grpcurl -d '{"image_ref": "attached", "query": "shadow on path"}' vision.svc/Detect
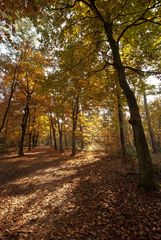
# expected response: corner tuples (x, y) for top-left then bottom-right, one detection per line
(0, 147), (160, 240)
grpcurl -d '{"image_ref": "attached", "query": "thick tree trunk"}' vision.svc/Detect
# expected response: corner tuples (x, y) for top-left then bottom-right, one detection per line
(143, 91), (158, 153)
(104, 23), (156, 190)
(19, 97), (30, 156)
(117, 91), (126, 163)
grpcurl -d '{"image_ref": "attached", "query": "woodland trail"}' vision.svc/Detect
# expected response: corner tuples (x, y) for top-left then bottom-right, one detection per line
(0, 147), (160, 240)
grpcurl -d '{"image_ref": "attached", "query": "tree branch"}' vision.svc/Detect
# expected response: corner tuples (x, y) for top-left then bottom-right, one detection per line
(125, 66), (161, 76)
(117, 2), (161, 42)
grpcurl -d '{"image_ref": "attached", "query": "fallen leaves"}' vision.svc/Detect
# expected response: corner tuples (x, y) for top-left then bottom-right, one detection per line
(0, 147), (160, 239)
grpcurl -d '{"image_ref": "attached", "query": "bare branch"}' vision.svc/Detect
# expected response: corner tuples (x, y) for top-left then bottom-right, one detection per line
(125, 66), (161, 76)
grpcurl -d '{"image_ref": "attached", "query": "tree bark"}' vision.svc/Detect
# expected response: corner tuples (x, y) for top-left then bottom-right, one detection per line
(64, 131), (68, 148)
(35, 133), (39, 146)
(116, 90), (127, 163)
(0, 66), (18, 134)
(71, 96), (79, 156)
(49, 121), (53, 146)
(32, 133), (36, 147)
(80, 124), (84, 150)
(19, 95), (30, 156)
(143, 91), (158, 153)
(57, 119), (63, 152)
(28, 132), (32, 151)
(28, 112), (32, 151)
(51, 116), (58, 151)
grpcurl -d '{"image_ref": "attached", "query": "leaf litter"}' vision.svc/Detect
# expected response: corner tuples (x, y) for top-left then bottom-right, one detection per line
(0, 147), (160, 240)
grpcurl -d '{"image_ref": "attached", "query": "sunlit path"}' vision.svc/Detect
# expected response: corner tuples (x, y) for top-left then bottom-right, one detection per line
(0, 147), (160, 239)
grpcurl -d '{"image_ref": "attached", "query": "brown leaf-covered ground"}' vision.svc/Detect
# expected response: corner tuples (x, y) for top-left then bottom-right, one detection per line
(0, 146), (161, 240)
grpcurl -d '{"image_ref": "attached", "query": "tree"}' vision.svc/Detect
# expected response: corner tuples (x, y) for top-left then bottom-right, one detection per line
(1, 0), (161, 189)
(57, 0), (160, 189)
(143, 86), (158, 153)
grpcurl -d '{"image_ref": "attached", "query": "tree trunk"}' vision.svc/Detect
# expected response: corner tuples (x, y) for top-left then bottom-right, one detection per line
(0, 70), (18, 134)
(49, 122), (53, 146)
(19, 97), (30, 156)
(158, 115), (161, 148)
(57, 120), (63, 152)
(71, 96), (79, 156)
(64, 131), (68, 148)
(104, 23), (156, 190)
(51, 116), (58, 151)
(71, 127), (76, 156)
(35, 133), (39, 146)
(117, 91), (127, 163)
(28, 132), (32, 151)
(143, 91), (158, 153)
(32, 133), (36, 147)
(28, 112), (32, 151)
(80, 124), (84, 150)
(31, 110), (37, 148)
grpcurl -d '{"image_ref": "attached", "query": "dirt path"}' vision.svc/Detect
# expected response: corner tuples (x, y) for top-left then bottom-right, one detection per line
(0, 147), (160, 240)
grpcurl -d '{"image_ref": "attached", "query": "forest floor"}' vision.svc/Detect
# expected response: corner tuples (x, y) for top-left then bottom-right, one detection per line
(0, 146), (161, 240)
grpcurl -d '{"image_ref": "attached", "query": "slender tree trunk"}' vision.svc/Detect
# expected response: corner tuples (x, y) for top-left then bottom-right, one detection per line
(32, 133), (36, 147)
(80, 124), (84, 150)
(31, 111), (36, 148)
(35, 133), (39, 146)
(59, 130), (63, 152)
(117, 91), (126, 162)
(158, 115), (161, 148)
(143, 91), (158, 153)
(50, 116), (58, 151)
(28, 112), (32, 151)
(64, 131), (68, 148)
(0, 72), (17, 134)
(19, 95), (30, 156)
(57, 120), (63, 152)
(32, 132), (39, 147)
(72, 127), (76, 156)
(49, 122), (53, 146)
(28, 132), (32, 151)
(71, 96), (79, 156)
(103, 23), (156, 190)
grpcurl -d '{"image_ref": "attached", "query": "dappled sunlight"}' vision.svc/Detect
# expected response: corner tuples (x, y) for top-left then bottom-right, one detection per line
(0, 147), (160, 239)
(0, 147), (108, 237)
(0, 0), (160, 238)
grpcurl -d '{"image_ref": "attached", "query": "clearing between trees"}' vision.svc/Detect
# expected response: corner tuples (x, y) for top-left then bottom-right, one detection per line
(0, 146), (160, 240)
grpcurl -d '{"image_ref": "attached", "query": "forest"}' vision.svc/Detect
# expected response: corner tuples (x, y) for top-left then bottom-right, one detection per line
(0, 0), (161, 239)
